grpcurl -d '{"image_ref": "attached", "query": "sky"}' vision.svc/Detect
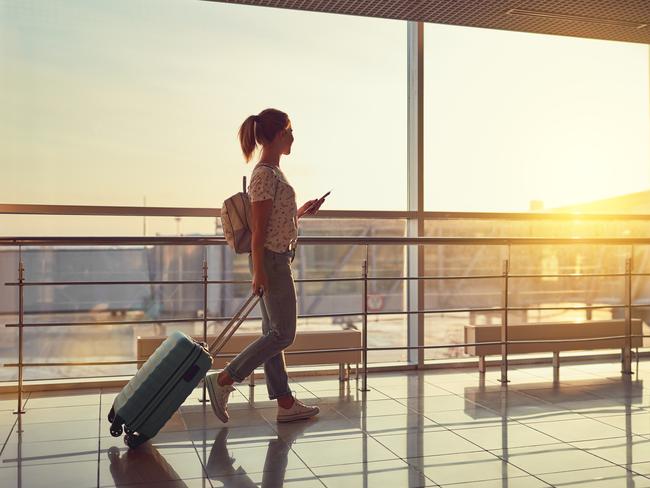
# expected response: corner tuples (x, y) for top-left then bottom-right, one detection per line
(1, 0), (649, 235)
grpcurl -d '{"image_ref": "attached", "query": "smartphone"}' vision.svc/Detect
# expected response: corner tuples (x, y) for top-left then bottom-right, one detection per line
(307, 190), (331, 212)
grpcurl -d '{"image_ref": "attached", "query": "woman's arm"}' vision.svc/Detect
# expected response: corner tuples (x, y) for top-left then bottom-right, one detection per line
(251, 199), (273, 295)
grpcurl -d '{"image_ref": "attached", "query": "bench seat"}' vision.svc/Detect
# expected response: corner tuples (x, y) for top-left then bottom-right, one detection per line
(465, 319), (642, 373)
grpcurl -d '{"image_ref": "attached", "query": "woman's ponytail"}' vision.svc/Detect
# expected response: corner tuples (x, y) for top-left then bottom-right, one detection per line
(238, 109), (289, 163)
(238, 115), (258, 163)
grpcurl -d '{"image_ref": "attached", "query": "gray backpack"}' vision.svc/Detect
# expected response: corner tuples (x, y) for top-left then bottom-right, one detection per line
(221, 165), (277, 254)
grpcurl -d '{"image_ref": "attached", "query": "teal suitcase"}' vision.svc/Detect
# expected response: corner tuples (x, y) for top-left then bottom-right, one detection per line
(108, 294), (259, 448)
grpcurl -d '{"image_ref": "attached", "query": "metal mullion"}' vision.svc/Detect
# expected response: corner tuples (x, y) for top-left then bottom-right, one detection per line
(407, 20), (424, 369)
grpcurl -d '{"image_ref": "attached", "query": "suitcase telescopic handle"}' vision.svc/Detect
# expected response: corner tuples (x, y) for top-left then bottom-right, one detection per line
(208, 293), (260, 356)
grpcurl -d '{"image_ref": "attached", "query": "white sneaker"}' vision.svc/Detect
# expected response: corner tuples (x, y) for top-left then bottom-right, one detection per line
(205, 372), (235, 423)
(277, 398), (320, 423)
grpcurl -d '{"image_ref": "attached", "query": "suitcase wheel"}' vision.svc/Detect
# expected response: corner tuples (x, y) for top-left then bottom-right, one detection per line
(110, 422), (123, 437)
(124, 433), (148, 449)
(107, 446), (120, 461)
(107, 407), (115, 424)
(124, 426), (134, 435)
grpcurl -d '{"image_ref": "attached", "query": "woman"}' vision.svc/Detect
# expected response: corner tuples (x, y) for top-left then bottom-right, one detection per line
(206, 108), (325, 423)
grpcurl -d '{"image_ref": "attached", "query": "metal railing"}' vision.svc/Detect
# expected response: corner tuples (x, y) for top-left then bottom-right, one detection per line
(4, 235), (650, 416)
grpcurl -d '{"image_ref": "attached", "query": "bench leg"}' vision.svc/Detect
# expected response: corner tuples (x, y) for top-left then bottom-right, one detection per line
(478, 356), (486, 374)
(355, 363), (359, 382)
(337, 363), (351, 382)
(249, 372), (255, 387)
(553, 352), (560, 383)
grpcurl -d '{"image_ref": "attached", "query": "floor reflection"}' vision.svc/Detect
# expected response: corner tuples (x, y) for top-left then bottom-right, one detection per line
(108, 444), (189, 487)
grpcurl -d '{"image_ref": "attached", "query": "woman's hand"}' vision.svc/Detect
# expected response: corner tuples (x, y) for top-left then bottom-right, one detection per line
(298, 199), (323, 219)
(252, 270), (269, 296)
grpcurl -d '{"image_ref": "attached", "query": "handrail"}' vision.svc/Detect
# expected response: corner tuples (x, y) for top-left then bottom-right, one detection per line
(4, 203), (650, 221)
(4, 335), (647, 368)
(3, 236), (650, 246)
(3, 233), (648, 414)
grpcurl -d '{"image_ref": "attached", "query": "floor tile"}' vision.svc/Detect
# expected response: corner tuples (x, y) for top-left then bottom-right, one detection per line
(273, 417), (361, 444)
(372, 381), (451, 399)
(105, 478), (218, 488)
(334, 398), (412, 418)
(0, 437), (99, 466)
(587, 411), (650, 435)
(99, 445), (209, 487)
(7, 418), (100, 443)
(491, 443), (614, 475)
(17, 404), (100, 424)
(322, 387), (391, 402)
(211, 467), (324, 488)
(464, 389), (547, 409)
(0, 459), (98, 488)
(507, 405), (586, 424)
(189, 425), (279, 450)
(361, 413), (440, 437)
(408, 450), (529, 485)
(291, 434), (400, 467)
(0, 411), (17, 429)
(374, 429), (483, 459)
(200, 438), (308, 477)
(404, 395), (470, 414)
(538, 465), (650, 487)
(101, 430), (196, 457)
(180, 405), (270, 430)
(295, 379), (348, 393)
(423, 406), (505, 430)
(571, 435), (650, 465)
(516, 387), (603, 405)
(0, 394), (24, 412)
(439, 477), (550, 487)
(526, 417), (627, 442)
(26, 390), (100, 409)
(627, 461), (650, 476)
(453, 423), (559, 450)
(315, 459), (435, 488)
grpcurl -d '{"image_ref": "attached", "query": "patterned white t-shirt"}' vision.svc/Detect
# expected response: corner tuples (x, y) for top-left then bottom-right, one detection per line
(248, 164), (298, 253)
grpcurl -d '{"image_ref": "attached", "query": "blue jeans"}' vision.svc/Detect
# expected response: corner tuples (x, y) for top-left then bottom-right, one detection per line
(224, 248), (297, 400)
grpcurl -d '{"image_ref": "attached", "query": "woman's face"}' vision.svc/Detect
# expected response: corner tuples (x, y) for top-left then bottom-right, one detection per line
(279, 122), (294, 155)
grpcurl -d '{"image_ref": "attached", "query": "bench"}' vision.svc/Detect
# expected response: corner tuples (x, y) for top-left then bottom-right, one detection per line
(137, 329), (362, 384)
(464, 319), (642, 374)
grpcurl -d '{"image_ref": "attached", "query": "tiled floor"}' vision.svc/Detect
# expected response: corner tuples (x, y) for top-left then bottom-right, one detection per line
(3, 360), (650, 487)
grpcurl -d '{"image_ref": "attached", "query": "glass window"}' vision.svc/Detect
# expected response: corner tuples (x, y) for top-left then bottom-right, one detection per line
(2, 1), (407, 217)
(424, 24), (649, 213)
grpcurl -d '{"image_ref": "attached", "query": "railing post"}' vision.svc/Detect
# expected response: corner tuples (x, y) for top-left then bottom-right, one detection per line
(14, 252), (25, 415)
(622, 256), (633, 375)
(360, 248), (370, 392)
(200, 252), (209, 403)
(499, 257), (510, 384)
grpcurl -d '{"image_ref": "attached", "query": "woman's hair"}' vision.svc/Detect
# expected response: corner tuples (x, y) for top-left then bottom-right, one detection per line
(238, 108), (290, 162)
